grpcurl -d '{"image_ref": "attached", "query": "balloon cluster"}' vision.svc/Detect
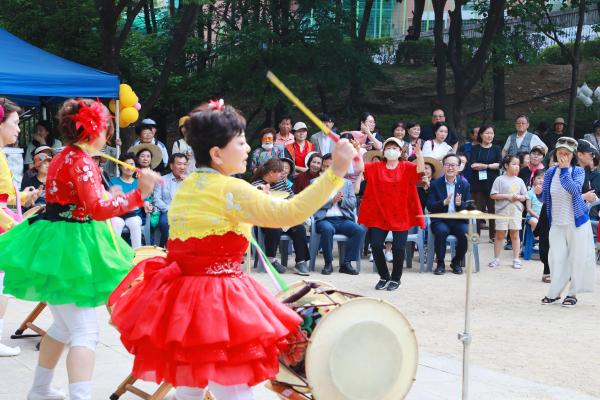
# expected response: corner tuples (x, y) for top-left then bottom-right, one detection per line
(109, 84), (141, 128)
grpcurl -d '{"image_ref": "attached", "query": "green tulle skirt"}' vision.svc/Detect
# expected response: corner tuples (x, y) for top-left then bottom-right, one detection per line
(0, 218), (134, 307)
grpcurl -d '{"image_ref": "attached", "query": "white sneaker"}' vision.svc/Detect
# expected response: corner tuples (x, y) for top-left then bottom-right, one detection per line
(488, 258), (500, 268)
(368, 254), (373, 262)
(512, 259), (523, 269)
(384, 251), (393, 262)
(0, 342), (21, 357)
(27, 388), (66, 400)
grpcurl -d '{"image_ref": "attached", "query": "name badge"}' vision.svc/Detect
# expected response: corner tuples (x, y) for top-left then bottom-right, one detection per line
(478, 170), (488, 180)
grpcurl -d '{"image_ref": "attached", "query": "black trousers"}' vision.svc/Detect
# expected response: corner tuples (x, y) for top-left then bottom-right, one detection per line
(262, 225), (309, 263)
(472, 191), (495, 240)
(370, 227), (408, 282)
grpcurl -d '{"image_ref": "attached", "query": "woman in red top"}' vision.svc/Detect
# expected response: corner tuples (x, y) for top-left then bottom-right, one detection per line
(358, 137), (425, 291)
(0, 99), (160, 400)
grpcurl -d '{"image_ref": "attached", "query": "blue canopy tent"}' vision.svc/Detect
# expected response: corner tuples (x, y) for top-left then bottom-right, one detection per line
(0, 28), (119, 105)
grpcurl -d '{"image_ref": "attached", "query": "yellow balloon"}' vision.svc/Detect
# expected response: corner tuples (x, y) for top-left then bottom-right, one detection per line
(108, 99), (116, 113)
(120, 90), (138, 108)
(119, 83), (133, 97)
(121, 107), (139, 125)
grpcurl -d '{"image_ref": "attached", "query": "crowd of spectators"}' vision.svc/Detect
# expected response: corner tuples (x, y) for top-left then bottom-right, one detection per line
(7, 110), (600, 300)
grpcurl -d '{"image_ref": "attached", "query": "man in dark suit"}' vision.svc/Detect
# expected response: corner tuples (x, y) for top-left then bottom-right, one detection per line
(427, 154), (471, 275)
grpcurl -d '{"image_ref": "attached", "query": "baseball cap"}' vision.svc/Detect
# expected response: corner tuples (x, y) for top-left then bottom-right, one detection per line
(141, 118), (156, 126)
(555, 136), (578, 153)
(33, 146), (52, 156)
(292, 122), (308, 132)
(530, 145), (546, 156)
(383, 137), (405, 149)
(554, 117), (565, 125)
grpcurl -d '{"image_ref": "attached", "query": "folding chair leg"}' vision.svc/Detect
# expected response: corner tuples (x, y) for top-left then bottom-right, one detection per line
(148, 383), (173, 399)
(12, 302), (47, 339)
(110, 374), (137, 399)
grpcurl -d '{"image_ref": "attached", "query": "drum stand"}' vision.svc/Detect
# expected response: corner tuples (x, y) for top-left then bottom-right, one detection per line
(11, 302), (47, 347)
(109, 374), (215, 400)
(458, 219), (478, 400)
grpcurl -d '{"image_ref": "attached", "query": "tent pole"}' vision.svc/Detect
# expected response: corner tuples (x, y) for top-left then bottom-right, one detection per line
(116, 99), (121, 177)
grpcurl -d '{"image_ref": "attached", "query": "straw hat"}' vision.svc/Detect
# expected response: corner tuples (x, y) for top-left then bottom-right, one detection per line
(128, 143), (163, 170)
(364, 150), (383, 163)
(410, 156), (442, 178)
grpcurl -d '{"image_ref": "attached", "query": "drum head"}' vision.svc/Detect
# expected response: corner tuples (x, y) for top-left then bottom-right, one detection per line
(306, 298), (418, 400)
(133, 246), (166, 264)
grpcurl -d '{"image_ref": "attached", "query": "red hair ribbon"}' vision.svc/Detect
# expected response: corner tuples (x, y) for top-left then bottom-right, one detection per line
(208, 99), (225, 111)
(68, 98), (109, 142)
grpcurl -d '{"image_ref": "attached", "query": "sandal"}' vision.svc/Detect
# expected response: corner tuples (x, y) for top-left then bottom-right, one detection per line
(541, 275), (551, 283)
(562, 296), (577, 307)
(541, 296), (561, 305)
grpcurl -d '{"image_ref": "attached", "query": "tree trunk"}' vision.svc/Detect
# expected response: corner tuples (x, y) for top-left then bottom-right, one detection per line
(316, 83), (328, 114)
(141, 3), (201, 115)
(169, 0), (176, 16)
(492, 65), (506, 120)
(566, 0), (587, 137)
(149, 0), (158, 33)
(412, 0), (426, 38)
(347, 0), (375, 110)
(432, 0), (447, 109)
(143, 1), (153, 34)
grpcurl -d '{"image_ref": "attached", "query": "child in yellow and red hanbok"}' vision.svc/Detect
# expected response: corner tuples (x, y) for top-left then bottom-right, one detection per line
(109, 101), (358, 400)
(0, 97), (40, 357)
(0, 98), (161, 400)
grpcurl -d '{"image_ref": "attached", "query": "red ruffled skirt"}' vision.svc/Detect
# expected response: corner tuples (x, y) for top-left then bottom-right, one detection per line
(108, 232), (302, 388)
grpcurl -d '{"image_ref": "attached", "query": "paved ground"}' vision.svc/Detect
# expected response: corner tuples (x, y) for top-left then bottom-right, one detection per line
(1, 238), (599, 399)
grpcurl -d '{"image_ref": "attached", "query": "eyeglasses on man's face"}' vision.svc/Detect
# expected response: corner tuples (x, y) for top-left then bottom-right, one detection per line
(444, 163), (459, 168)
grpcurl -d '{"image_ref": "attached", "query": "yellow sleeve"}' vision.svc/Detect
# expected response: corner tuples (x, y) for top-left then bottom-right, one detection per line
(0, 208), (16, 231)
(224, 168), (344, 228)
(0, 152), (24, 205)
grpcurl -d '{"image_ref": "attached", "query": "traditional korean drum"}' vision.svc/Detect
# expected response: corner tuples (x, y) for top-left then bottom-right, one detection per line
(269, 280), (418, 400)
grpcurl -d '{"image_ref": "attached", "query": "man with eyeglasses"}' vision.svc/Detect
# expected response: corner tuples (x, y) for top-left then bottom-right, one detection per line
(502, 115), (548, 157)
(420, 109), (459, 153)
(427, 154), (471, 275)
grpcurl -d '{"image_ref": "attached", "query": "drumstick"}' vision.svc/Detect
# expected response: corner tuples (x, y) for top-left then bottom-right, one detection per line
(266, 71), (361, 162)
(79, 144), (165, 185)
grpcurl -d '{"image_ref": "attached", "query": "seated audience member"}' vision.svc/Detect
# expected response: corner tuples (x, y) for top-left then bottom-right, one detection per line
(314, 155), (366, 275)
(132, 121), (169, 171)
(285, 122), (314, 173)
(251, 158), (311, 276)
(427, 154), (471, 275)
(23, 120), (63, 170)
(339, 112), (383, 151)
(457, 152), (469, 178)
(280, 157), (295, 190)
(21, 151), (52, 207)
(293, 152), (323, 194)
(129, 143), (163, 172)
(420, 109), (459, 152)
(526, 169), (545, 232)
(250, 128), (284, 172)
(172, 115), (197, 175)
(153, 153), (188, 247)
(110, 153), (144, 248)
(489, 155), (528, 269)
(421, 122), (453, 160)
(310, 114), (338, 155)
(518, 145), (546, 189)
(405, 122), (423, 157)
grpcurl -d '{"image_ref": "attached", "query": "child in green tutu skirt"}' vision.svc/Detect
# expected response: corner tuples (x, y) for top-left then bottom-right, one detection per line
(0, 98), (161, 400)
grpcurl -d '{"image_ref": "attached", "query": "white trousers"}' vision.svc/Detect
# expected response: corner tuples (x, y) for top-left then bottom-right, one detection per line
(111, 216), (143, 248)
(548, 221), (597, 298)
(175, 382), (253, 400)
(46, 304), (98, 351)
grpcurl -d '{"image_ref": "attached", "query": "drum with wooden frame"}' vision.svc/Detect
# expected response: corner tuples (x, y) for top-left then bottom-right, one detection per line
(268, 280), (419, 400)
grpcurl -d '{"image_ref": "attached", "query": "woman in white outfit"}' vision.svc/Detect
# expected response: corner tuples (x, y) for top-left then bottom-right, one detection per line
(541, 136), (596, 307)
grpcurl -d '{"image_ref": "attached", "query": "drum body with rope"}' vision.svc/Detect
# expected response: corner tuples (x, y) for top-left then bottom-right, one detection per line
(270, 280), (418, 400)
